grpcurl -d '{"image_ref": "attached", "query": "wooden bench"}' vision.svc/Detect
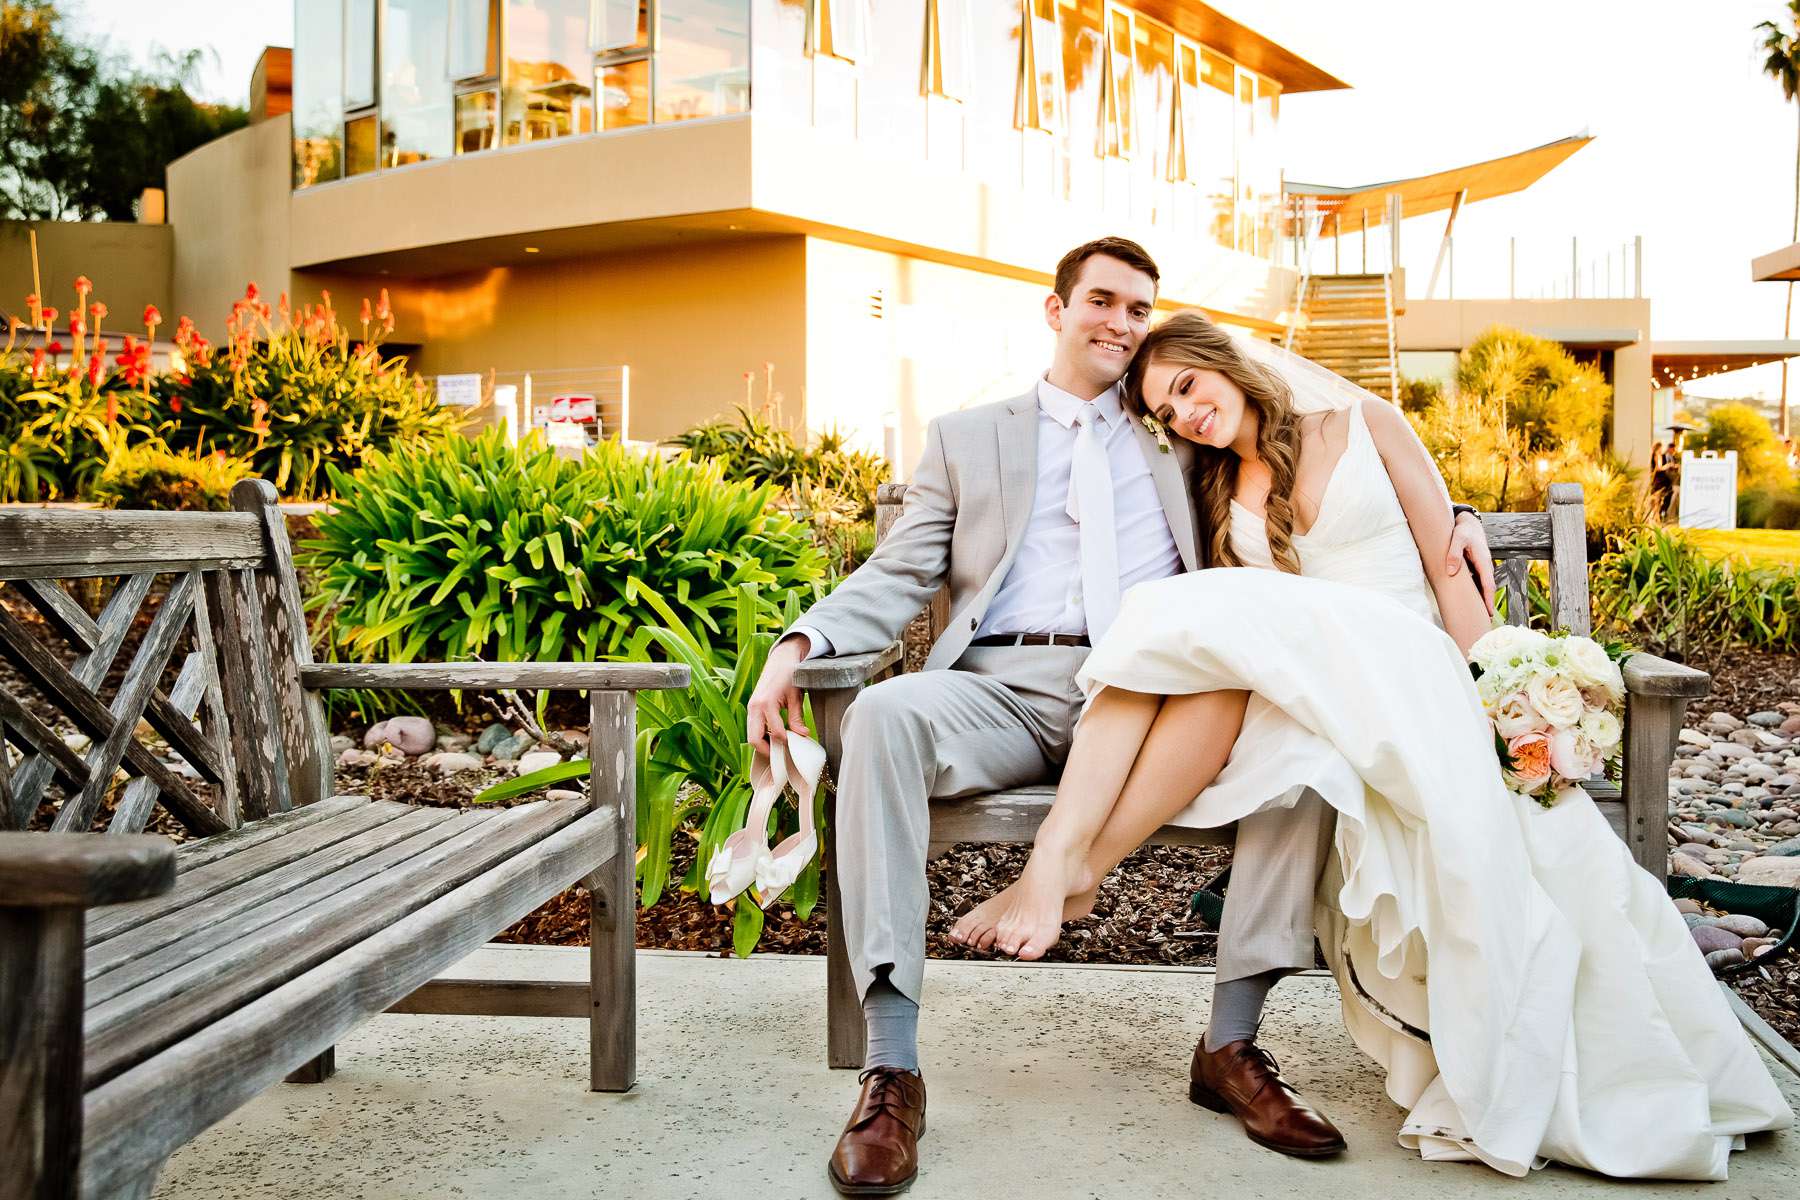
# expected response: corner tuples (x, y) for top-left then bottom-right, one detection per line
(0, 481), (688, 1199)
(795, 481), (1710, 1069)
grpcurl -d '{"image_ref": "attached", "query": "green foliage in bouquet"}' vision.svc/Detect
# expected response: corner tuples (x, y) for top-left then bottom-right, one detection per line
(92, 443), (252, 511)
(153, 286), (461, 500)
(304, 427), (829, 682)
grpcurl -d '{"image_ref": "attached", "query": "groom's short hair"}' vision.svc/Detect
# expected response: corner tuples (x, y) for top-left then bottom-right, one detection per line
(1054, 237), (1160, 303)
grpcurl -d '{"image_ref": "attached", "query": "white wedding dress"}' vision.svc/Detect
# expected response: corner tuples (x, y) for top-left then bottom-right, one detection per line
(1076, 396), (1792, 1180)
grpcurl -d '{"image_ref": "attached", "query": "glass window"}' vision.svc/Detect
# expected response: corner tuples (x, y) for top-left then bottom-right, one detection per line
(455, 90), (499, 151)
(1058, 0), (1104, 199)
(345, 112), (380, 175)
(592, 0), (650, 52)
(345, 0), (378, 110)
(1195, 46), (1235, 250)
(599, 58), (650, 127)
(451, 0), (500, 80)
(928, 0), (972, 101)
(1100, 6), (1133, 158)
(1234, 69), (1253, 250)
(1133, 18), (1172, 183)
(292, 1), (343, 186)
(381, 0), (454, 167)
(751, 0), (809, 125)
(1018, 0), (1060, 131)
(964, 0), (1022, 185)
(814, 0), (865, 62)
(504, 0), (595, 144)
(861, 0), (927, 160)
(657, 0), (751, 122)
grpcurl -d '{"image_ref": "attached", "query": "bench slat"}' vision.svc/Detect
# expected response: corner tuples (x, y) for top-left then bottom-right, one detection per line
(82, 799), (592, 1089)
(85, 800), (405, 944)
(928, 787), (1232, 849)
(84, 807), (467, 991)
(171, 794), (366, 873)
(80, 804), (619, 1198)
(300, 661), (691, 692)
(0, 510), (265, 578)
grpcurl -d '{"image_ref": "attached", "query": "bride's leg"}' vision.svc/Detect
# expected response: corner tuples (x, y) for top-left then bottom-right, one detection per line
(948, 687), (1160, 949)
(992, 688), (1249, 960)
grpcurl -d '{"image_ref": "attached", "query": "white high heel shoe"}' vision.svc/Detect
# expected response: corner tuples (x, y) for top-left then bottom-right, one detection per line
(706, 739), (786, 904)
(754, 732), (825, 908)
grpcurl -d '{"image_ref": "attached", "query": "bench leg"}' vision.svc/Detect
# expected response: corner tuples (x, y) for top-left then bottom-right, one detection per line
(1625, 691), (1688, 888)
(587, 689), (636, 1093)
(285, 1047), (336, 1084)
(811, 685), (867, 1070)
(1, 907), (84, 1200)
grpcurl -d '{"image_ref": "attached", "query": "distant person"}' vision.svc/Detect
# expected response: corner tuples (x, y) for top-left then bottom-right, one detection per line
(1648, 441), (1677, 520)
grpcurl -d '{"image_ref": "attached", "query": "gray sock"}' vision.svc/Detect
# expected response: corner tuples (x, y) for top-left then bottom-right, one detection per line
(862, 973), (921, 1073)
(1204, 969), (1284, 1051)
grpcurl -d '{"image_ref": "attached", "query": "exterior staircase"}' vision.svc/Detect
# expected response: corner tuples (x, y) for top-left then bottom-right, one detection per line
(1287, 273), (1400, 402)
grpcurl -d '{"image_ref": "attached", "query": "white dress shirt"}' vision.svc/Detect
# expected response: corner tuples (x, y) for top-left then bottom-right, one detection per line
(791, 377), (1183, 658)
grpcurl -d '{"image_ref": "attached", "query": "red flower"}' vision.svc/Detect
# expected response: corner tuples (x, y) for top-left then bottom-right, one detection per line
(46, 339), (63, 354)
(245, 282), (259, 302)
(360, 298), (373, 324)
(74, 276), (92, 296)
(375, 287), (391, 321)
(103, 393), (116, 423)
(69, 314), (84, 335)
(24, 292), (38, 310)
(40, 306), (58, 326)
(143, 305), (162, 329)
(170, 397), (183, 413)
(89, 301), (107, 321)
(30, 348), (45, 376)
(89, 357), (104, 387)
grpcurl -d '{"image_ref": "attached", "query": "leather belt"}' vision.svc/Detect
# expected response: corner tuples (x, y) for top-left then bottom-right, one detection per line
(970, 633), (1091, 648)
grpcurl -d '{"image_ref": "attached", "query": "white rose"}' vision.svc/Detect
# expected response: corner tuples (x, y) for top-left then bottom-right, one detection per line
(1579, 708), (1622, 753)
(1526, 673), (1585, 729)
(1471, 624), (1548, 671)
(1564, 637), (1617, 690)
(1492, 691), (1542, 738)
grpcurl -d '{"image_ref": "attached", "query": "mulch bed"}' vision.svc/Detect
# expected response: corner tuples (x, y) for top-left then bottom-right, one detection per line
(1687, 647), (1800, 721)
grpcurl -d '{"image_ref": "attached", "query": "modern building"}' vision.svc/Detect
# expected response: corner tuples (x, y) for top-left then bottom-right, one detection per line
(3, 1), (1749, 470)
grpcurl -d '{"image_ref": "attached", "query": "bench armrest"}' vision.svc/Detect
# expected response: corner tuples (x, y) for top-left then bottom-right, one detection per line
(299, 662), (689, 692)
(0, 833), (175, 908)
(1621, 652), (1711, 700)
(793, 642), (905, 691)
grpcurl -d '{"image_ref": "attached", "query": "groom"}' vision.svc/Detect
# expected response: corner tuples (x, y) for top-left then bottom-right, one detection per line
(747, 237), (1495, 1194)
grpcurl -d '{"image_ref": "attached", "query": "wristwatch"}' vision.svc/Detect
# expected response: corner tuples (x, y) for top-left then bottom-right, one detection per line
(1450, 502), (1478, 520)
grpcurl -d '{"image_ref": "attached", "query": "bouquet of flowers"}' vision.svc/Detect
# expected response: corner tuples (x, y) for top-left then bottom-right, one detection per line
(1469, 625), (1627, 809)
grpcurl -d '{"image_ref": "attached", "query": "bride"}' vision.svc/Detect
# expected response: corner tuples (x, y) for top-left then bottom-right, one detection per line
(947, 312), (1792, 1179)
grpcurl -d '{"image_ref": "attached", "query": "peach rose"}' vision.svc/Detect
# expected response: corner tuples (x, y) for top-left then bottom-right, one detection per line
(1506, 732), (1554, 789)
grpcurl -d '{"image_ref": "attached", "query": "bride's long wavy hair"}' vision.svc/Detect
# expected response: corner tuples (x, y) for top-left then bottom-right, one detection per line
(1123, 312), (1305, 574)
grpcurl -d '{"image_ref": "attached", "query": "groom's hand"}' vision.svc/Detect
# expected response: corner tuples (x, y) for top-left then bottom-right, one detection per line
(747, 634), (813, 754)
(1446, 511), (1497, 614)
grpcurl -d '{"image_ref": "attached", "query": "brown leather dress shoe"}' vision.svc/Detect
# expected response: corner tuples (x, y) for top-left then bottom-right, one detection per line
(1189, 1038), (1346, 1158)
(828, 1067), (927, 1196)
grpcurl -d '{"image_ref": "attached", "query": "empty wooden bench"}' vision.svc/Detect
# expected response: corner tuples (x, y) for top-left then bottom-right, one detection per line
(0, 481), (687, 1199)
(795, 481), (1709, 1068)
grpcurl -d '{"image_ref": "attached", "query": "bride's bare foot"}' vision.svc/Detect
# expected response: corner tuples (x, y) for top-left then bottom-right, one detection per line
(989, 845), (1095, 960)
(949, 880), (1099, 952)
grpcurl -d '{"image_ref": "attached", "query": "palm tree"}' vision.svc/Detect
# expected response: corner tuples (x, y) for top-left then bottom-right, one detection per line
(1757, 3), (1800, 437)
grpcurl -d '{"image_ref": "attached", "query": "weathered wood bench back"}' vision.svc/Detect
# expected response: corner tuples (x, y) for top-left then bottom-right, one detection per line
(796, 480), (1708, 1069)
(0, 482), (329, 837)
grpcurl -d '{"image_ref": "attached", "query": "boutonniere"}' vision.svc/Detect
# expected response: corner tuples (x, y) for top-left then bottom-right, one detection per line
(1141, 414), (1172, 454)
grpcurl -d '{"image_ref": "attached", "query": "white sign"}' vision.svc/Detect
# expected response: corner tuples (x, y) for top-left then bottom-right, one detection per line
(1678, 450), (1738, 531)
(435, 373), (483, 407)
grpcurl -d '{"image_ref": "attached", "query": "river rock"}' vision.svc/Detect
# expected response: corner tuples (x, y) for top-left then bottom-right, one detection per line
(546, 788), (586, 803)
(1678, 729), (1714, 749)
(1750, 711), (1785, 728)
(435, 730), (473, 753)
(1691, 925), (1743, 954)
(475, 723), (513, 755)
(423, 751), (483, 776)
(1705, 712), (1745, 732)
(1704, 949), (1746, 970)
(1670, 852), (1715, 879)
(1714, 913), (1770, 938)
(516, 749), (563, 775)
(1706, 809), (1754, 829)
(1763, 835), (1800, 857)
(335, 747), (379, 769)
(1673, 897), (1703, 915)
(491, 733), (536, 762)
(1714, 743), (1752, 761)
(1738, 855), (1800, 887)
(329, 734), (355, 754)
(1781, 715), (1800, 736)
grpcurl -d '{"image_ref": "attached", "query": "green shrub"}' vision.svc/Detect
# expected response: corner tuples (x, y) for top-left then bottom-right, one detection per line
(1455, 326), (1612, 454)
(1694, 402), (1793, 495)
(1740, 482), (1800, 530)
(1397, 376), (1443, 413)
(93, 443), (252, 511)
(303, 429), (830, 675)
(155, 287), (462, 500)
(1591, 527), (1798, 663)
(668, 404), (890, 518)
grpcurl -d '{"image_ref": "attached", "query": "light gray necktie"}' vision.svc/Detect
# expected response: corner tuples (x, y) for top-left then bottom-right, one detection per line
(1067, 405), (1121, 643)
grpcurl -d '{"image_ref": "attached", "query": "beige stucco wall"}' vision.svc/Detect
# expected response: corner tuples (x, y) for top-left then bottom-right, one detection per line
(166, 116), (294, 341)
(1397, 297), (1655, 466)
(0, 220), (171, 325)
(390, 236), (808, 445)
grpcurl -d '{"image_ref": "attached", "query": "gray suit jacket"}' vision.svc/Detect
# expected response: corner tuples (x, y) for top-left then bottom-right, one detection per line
(796, 388), (1203, 671)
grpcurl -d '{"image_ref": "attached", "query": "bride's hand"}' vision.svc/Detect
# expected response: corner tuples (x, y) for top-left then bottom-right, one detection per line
(1445, 513), (1496, 615)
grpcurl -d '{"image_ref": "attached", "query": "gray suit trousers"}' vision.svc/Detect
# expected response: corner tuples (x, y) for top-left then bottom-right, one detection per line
(835, 645), (1335, 1004)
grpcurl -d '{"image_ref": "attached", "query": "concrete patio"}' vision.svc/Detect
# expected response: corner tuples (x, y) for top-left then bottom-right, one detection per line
(154, 946), (1800, 1199)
